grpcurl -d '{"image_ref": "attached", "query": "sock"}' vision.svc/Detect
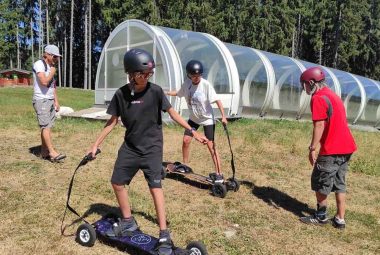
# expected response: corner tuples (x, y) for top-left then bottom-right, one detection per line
(159, 229), (171, 239)
(316, 204), (327, 219)
(122, 216), (133, 222)
(121, 216), (136, 228)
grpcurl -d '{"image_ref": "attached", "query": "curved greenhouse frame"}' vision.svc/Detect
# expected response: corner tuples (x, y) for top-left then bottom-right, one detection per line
(95, 19), (380, 127)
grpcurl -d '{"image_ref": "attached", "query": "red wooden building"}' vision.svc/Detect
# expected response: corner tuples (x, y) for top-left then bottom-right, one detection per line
(0, 68), (33, 87)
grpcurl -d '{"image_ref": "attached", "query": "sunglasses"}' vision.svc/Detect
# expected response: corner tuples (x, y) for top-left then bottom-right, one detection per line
(188, 74), (201, 79)
(49, 54), (59, 59)
(135, 71), (154, 79)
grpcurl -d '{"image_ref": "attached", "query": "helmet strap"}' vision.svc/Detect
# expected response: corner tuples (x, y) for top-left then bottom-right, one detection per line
(129, 79), (136, 96)
(309, 80), (317, 95)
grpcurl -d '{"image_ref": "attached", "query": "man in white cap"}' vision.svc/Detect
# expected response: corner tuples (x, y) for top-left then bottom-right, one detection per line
(32, 44), (66, 162)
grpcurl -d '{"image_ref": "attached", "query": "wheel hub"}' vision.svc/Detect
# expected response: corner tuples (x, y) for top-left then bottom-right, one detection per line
(80, 229), (90, 242)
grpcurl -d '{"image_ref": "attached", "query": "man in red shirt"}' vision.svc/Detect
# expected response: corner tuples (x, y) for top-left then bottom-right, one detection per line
(299, 67), (357, 229)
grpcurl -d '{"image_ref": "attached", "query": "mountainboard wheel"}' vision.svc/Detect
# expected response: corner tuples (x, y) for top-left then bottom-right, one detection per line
(186, 241), (208, 255)
(76, 223), (96, 247)
(227, 178), (240, 192)
(211, 183), (227, 198)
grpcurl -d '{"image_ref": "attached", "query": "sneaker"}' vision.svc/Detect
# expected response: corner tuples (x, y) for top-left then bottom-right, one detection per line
(207, 173), (225, 183)
(175, 164), (192, 173)
(206, 173), (216, 182)
(300, 212), (329, 225)
(105, 217), (139, 237)
(300, 214), (329, 225)
(214, 174), (224, 183)
(300, 205), (329, 225)
(156, 232), (173, 255)
(332, 216), (346, 229)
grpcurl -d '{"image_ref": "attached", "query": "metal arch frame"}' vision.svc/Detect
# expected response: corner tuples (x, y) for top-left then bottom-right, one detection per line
(360, 78), (380, 125)
(345, 73), (366, 124)
(201, 32), (240, 115)
(95, 19), (180, 104)
(207, 59), (221, 88)
(270, 57), (303, 115)
(321, 67), (341, 97)
(361, 86), (380, 121)
(243, 49), (276, 116)
(371, 80), (380, 127)
(95, 19), (133, 104)
(272, 67), (298, 110)
(152, 25), (184, 112)
(241, 61), (265, 106)
(290, 59), (309, 119)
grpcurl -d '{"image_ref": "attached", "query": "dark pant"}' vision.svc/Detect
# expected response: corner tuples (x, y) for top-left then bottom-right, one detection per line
(111, 142), (163, 188)
(184, 119), (215, 141)
(311, 154), (352, 195)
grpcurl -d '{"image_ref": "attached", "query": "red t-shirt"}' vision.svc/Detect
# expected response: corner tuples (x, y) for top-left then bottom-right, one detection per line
(311, 87), (357, 155)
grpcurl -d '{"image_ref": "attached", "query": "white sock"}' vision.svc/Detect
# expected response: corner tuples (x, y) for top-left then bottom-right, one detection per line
(335, 216), (345, 223)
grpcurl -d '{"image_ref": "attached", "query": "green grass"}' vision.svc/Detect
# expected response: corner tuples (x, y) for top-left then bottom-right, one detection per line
(0, 87), (95, 129)
(1, 87), (380, 255)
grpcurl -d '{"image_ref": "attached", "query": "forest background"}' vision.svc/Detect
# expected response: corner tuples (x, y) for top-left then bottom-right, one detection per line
(1, 0), (380, 89)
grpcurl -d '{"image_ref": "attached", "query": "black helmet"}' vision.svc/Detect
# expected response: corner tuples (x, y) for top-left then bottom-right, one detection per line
(123, 48), (155, 73)
(186, 60), (203, 75)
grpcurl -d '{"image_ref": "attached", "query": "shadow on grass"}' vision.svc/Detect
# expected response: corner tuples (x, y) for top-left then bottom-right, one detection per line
(240, 180), (314, 217)
(29, 145), (42, 157)
(84, 203), (162, 226)
(165, 173), (211, 190)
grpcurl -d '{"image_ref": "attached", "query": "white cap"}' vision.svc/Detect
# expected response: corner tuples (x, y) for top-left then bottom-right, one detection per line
(44, 44), (61, 57)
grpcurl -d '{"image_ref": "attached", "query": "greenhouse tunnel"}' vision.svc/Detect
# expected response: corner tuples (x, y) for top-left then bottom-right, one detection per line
(95, 19), (380, 127)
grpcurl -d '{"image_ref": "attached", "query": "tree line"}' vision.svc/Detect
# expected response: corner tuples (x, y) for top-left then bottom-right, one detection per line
(1, 0), (379, 89)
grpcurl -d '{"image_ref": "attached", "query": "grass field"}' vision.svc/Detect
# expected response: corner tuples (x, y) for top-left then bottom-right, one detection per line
(0, 87), (379, 255)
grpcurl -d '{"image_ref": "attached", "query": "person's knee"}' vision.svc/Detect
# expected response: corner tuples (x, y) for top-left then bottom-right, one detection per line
(150, 187), (163, 193)
(112, 183), (125, 192)
(183, 136), (192, 146)
(316, 191), (328, 202)
(207, 141), (216, 151)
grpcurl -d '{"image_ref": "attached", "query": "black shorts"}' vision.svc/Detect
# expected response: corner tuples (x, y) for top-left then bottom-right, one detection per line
(111, 142), (163, 188)
(184, 119), (215, 141)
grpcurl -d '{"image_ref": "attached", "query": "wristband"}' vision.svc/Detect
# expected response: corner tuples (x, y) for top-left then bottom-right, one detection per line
(308, 145), (316, 151)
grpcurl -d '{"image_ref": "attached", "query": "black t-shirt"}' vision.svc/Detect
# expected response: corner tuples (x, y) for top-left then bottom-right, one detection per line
(107, 82), (172, 156)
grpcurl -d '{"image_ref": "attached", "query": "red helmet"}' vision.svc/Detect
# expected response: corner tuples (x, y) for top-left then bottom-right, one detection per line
(300, 66), (325, 84)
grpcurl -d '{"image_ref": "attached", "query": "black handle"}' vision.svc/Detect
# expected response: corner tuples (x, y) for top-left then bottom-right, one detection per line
(84, 148), (101, 161)
(222, 122), (227, 131)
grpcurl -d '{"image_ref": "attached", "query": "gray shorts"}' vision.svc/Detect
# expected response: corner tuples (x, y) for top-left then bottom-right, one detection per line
(311, 154), (352, 195)
(111, 142), (163, 188)
(33, 99), (56, 129)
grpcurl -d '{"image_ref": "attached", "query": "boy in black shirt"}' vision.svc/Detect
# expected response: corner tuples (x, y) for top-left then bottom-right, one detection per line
(88, 49), (207, 255)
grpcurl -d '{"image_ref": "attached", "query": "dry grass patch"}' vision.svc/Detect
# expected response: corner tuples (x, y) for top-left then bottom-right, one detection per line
(1, 87), (379, 255)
